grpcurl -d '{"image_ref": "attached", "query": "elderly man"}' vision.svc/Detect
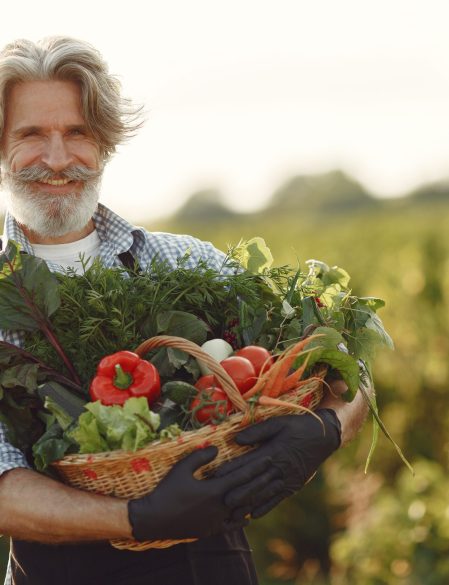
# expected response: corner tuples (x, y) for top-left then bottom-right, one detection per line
(0, 37), (370, 585)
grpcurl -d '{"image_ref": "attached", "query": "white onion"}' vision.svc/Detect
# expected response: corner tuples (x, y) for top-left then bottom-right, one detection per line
(198, 339), (234, 375)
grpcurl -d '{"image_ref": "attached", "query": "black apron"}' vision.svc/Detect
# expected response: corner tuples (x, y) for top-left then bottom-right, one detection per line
(10, 530), (259, 585)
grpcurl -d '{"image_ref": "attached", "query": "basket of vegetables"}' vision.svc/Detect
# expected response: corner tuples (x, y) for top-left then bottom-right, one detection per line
(54, 334), (325, 550)
(0, 237), (402, 551)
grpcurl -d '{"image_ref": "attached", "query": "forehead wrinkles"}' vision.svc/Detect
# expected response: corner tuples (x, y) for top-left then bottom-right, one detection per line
(4, 80), (87, 133)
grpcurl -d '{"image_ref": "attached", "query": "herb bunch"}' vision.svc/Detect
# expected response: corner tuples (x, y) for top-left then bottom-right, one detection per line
(0, 237), (395, 466)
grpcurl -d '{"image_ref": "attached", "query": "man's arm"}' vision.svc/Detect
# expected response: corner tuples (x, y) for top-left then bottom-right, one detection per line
(0, 468), (132, 543)
(0, 446), (280, 544)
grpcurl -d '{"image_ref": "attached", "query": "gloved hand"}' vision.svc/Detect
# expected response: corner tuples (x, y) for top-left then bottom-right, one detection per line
(215, 409), (341, 519)
(128, 445), (277, 541)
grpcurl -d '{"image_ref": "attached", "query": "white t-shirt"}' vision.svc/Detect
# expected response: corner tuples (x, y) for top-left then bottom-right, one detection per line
(32, 229), (102, 274)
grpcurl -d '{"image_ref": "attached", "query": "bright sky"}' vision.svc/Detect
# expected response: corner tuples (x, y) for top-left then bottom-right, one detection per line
(2, 0), (449, 221)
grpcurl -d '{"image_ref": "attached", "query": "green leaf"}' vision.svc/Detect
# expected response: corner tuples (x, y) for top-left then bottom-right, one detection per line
(156, 310), (208, 345)
(69, 413), (109, 453)
(357, 297), (386, 311)
(322, 266), (351, 288)
(244, 237), (274, 273)
(242, 307), (267, 346)
(348, 300), (375, 330)
(68, 398), (164, 454)
(20, 249), (61, 318)
(155, 399), (184, 430)
(0, 363), (39, 391)
(0, 240), (60, 331)
(167, 347), (189, 369)
(32, 423), (74, 471)
(365, 313), (394, 349)
(298, 327), (360, 399)
(234, 237), (274, 274)
(302, 297), (322, 329)
(347, 327), (384, 363)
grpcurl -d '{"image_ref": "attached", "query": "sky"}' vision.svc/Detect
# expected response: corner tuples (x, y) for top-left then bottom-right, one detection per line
(1, 0), (449, 221)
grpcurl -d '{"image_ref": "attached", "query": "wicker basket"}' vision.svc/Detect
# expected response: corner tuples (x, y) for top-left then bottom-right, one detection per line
(53, 335), (324, 551)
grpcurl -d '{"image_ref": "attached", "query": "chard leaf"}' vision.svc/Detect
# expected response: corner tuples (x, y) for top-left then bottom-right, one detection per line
(0, 241), (60, 331)
(156, 310), (208, 345)
(0, 363), (39, 392)
(167, 347), (189, 369)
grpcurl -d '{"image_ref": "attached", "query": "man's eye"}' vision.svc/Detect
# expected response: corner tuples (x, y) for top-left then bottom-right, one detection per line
(68, 128), (85, 136)
(23, 131), (39, 138)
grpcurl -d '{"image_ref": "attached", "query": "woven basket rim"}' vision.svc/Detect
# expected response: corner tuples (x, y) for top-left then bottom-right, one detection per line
(53, 375), (323, 469)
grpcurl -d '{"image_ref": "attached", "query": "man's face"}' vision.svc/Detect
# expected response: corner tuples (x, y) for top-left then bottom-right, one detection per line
(0, 80), (103, 238)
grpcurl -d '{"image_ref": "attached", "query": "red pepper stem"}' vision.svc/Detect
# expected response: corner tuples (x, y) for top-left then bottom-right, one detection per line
(114, 364), (133, 389)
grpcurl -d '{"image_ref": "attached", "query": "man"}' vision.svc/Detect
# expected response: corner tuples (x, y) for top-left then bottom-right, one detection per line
(0, 37), (371, 585)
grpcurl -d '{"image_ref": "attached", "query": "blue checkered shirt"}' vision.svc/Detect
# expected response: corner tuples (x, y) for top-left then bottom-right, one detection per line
(1, 203), (230, 585)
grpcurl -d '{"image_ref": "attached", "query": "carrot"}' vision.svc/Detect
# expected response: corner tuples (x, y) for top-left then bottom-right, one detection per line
(263, 336), (315, 398)
(241, 374), (268, 400)
(241, 334), (322, 401)
(279, 349), (315, 394)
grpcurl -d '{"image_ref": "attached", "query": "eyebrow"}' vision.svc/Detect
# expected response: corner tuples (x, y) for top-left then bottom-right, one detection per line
(11, 125), (41, 137)
(11, 124), (89, 136)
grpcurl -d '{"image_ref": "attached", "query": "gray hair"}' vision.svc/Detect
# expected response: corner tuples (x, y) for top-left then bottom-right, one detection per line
(0, 36), (143, 162)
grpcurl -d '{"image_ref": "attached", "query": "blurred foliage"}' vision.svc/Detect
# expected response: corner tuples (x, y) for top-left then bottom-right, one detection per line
(2, 169), (449, 583)
(151, 170), (449, 584)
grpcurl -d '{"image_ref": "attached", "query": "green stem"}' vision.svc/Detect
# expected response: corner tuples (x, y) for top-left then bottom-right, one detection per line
(7, 257), (81, 386)
(0, 340), (83, 394)
(113, 364), (132, 389)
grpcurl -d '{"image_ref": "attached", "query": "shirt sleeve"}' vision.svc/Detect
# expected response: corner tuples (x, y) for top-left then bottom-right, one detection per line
(0, 421), (31, 477)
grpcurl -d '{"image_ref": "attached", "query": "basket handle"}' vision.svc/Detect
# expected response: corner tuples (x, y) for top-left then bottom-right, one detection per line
(134, 336), (250, 414)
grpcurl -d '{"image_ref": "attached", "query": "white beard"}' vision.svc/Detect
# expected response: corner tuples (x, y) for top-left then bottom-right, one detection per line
(1, 170), (102, 238)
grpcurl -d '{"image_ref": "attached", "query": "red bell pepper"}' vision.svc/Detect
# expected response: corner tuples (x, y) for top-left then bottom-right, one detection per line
(89, 350), (160, 406)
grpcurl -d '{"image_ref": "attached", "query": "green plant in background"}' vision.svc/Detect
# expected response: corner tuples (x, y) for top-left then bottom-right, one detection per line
(331, 459), (449, 585)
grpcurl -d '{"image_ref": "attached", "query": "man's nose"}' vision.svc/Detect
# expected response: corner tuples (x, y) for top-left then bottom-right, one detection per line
(40, 133), (74, 172)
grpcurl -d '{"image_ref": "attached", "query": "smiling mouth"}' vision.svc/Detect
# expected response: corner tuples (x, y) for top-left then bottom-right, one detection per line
(38, 178), (74, 186)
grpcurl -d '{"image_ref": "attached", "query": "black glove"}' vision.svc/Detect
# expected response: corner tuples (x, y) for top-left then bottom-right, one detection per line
(128, 445), (277, 541)
(215, 409), (341, 519)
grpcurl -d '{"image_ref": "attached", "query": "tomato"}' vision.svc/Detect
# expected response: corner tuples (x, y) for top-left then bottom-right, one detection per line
(195, 375), (222, 391)
(190, 388), (233, 424)
(219, 356), (256, 394)
(234, 346), (274, 376)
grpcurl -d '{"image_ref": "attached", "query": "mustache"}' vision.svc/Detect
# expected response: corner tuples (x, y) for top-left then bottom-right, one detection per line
(6, 165), (103, 183)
